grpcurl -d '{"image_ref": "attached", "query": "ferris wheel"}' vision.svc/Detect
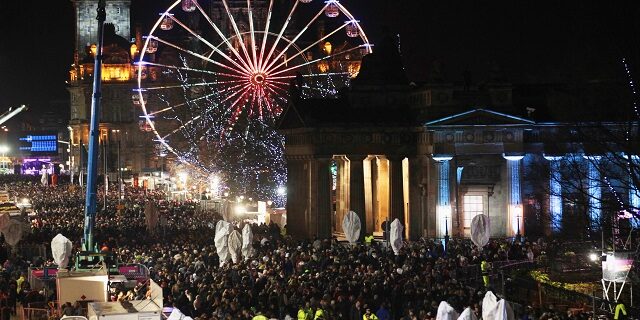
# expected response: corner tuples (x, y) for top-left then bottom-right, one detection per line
(135, 0), (372, 175)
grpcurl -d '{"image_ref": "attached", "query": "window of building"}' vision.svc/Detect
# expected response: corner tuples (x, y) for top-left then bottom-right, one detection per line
(463, 195), (483, 235)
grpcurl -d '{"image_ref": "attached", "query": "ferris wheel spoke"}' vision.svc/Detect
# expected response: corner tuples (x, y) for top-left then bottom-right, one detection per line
(221, 0), (256, 72)
(152, 36), (250, 77)
(219, 83), (253, 105)
(194, 0), (254, 73)
(143, 80), (245, 91)
(262, 0), (299, 73)
(162, 115), (202, 140)
(167, 14), (253, 75)
(258, 0), (275, 73)
(137, 61), (248, 80)
(270, 45), (365, 77)
(247, 0), (259, 71)
(224, 86), (253, 127)
(265, 79), (289, 87)
(266, 22), (349, 75)
(148, 90), (225, 116)
(262, 2), (329, 74)
(269, 72), (351, 80)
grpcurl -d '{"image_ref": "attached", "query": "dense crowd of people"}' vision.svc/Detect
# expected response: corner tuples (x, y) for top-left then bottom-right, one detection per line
(0, 178), (605, 319)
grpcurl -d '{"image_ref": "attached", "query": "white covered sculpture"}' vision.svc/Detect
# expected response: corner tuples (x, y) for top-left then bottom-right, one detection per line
(214, 220), (231, 266)
(228, 230), (242, 264)
(390, 219), (404, 255)
(51, 234), (73, 269)
(241, 224), (254, 260)
(341, 211), (361, 244)
(471, 214), (490, 248)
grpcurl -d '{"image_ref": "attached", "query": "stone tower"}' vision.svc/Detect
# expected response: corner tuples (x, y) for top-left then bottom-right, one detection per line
(72, 0), (131, 57)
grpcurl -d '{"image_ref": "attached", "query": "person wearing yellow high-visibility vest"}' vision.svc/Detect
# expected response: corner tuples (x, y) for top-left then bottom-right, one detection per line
(365, 234), (374, 245)
(481, 259), (490, 287)
(615, 302), (627, 320)
(314, 307), (325, 319)
(252, 312), (268, 320)
(297, 302), (313, 320)
(363, 308), (379, 320)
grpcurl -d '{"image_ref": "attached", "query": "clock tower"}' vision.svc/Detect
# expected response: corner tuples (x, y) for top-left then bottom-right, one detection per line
(71, 0), (131, 57)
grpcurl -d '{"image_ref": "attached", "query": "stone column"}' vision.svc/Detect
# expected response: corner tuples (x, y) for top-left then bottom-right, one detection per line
(285, 158), (309, 238)
(584, 156), (602, 230)
(334, 156), (349, 234)
(434, 156), (453, 238)
(408, 156), (425, 240)
(504, 154), (524, 237)
(313, 157), (333, 239)
(544, 155), (563, 233)
(348, 155), (367, 239)
(388, 156), (405, 227)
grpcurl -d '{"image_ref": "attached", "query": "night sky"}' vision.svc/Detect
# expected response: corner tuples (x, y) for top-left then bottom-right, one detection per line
(1, 0), (640, 115)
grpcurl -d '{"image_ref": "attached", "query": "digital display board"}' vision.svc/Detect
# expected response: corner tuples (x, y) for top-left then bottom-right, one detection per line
(19, 132), (58, 155)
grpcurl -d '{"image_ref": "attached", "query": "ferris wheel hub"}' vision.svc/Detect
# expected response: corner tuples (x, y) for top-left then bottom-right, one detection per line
(251, 73), (267, 86)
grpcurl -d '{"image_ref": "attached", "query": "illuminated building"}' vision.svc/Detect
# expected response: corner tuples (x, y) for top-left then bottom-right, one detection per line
(68, 0), (155, 176)
(278, 35), (640, 240)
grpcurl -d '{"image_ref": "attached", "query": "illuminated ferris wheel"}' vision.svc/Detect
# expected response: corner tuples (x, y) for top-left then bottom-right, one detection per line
(135, 0), (372, 171)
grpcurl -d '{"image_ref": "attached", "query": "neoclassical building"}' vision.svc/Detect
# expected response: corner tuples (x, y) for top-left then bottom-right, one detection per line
(278, 36), (639, 240)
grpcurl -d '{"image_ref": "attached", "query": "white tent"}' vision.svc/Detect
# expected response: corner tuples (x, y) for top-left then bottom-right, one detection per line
(470, 214), (490, 248)
(214, 220), (231, 266)
(228, 230), (242, 264)
(436, 301), (459, 320)
(341, 211), (361, 244)
(457, 307), (477, 320)
(390, 219), (404, 255)
(51, 234), (73, 269)
(241, 224), (254, 260)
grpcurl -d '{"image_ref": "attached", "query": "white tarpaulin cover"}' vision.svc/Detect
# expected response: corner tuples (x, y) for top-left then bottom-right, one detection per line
(215, 220), (231, 266)
(457, 307), (477, 320)
(495, 300), (515, 320)
(390, 219), (404, 255)
(228, 230), (242, 264)
(341, 211), (361, 244)
(167, 308), (193, 320)
(0, 213), (10, 230)
(470, 214), (490, 248)
(436, 301), (459, 320)
(481, 291), (514, 320)
(241, 224), (254, 260)
(2, 220), (22, 246)
(51, 234), (73, 269)
(482, 291), (498, 320)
